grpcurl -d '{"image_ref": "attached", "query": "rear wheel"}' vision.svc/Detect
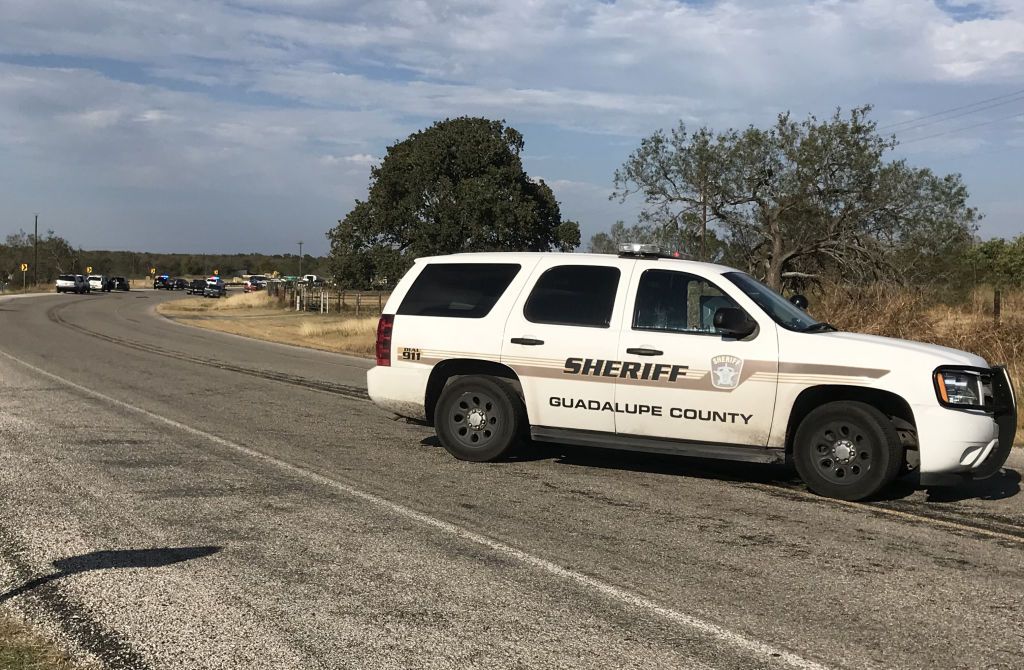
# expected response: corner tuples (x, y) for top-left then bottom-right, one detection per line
(435, 376), (525, 462)
(793, 401), (903, 501)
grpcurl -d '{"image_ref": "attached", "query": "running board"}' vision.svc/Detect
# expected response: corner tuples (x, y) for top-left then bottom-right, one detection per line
(530, 427), (786, 464)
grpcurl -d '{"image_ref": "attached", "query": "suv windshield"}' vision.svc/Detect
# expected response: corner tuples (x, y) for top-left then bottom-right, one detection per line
(723, 272), (831, 333)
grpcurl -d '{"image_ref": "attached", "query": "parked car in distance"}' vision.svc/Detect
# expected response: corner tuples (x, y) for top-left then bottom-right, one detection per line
(88, 275), (110, 292)
(302, 274), (324, 285)
(110, 277), (130, 291)
(245, 274), (267, 292)
(188, 279), (206, 295)
(169, 277), (188, 290)
(56, 274), (89, 294)
(204, 277), (227, 298)
(153, 275), (170, 289)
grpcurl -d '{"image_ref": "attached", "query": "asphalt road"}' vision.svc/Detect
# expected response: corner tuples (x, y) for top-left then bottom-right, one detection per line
(1, 290), (1022, 670)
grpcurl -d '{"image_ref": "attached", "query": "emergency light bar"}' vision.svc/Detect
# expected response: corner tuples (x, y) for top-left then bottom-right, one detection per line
(617, 243), (690, 259)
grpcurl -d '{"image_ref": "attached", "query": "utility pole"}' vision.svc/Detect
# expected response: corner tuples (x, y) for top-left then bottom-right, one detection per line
(33, 213), (38, 287)
(700, 179), (708, 263)
(297, 241), (304, 277)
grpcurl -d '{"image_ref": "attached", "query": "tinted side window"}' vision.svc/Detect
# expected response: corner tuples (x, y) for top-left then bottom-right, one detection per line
(398, 263), (521, 318)
(633, 269), (739, 334)
(524, 265), (620, 328)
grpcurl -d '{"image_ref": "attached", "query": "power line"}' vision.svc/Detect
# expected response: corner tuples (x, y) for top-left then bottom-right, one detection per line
(898, 109), (1024, 145)
(890, 94), (1024, 135)
(880, 87), (1024, 130)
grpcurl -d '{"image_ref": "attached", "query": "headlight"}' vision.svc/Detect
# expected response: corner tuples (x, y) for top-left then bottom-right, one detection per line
(933, 367), (993, 409)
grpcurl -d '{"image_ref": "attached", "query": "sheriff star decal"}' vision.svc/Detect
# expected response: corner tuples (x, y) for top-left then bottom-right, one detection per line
(711, 355), (743, 389)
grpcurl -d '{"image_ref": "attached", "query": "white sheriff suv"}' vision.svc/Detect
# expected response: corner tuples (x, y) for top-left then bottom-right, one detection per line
(367, 245), (1016, 500)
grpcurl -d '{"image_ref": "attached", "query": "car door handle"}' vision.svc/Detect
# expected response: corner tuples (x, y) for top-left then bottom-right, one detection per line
(626, 347), (663, 356)
(510, 337), (545, 346)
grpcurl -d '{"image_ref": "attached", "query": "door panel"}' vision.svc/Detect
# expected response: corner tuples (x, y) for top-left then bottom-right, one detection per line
(501, 259), (633, 433)
(614, 268), (779, 446)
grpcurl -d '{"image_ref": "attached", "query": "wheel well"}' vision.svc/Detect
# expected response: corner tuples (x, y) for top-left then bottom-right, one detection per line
(424, 359), (522, 426)
(785, 385), (916, 453)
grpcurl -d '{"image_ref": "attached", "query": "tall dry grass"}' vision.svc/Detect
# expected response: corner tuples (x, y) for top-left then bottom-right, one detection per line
(297, 316), (379, 355)
(160, 291), (276, 313)
(813, 283), (1024, 442)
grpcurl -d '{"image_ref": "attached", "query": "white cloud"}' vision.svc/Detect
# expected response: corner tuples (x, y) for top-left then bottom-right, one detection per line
(1, 0), (1023, 249)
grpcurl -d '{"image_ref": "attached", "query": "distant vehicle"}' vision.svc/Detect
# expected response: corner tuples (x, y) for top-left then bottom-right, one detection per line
(88, 275), (110, 292)
(169, 277), (188, 290)
(245, 275), (267, 292)
(153, 275), (170, 290)
(302, 274), (324, 285)
(188, 279), (206, 295)
(204, 277), (227, 298)
(110, 277), (130, 291)
(56, 274), (89, 294)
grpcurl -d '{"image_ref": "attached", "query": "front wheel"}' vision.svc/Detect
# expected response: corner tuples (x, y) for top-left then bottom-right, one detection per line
(793, 401), (903, 501)
(435, 376), (525, 462)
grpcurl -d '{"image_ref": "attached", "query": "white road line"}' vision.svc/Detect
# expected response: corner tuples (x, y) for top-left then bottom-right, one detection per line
(0, 349), (830, 670)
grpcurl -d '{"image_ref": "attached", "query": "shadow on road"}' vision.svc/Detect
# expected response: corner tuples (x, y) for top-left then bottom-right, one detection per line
(0, 546), (221, 605)
(422, 434), (1022, 503)
(924, 468), (1021, 502)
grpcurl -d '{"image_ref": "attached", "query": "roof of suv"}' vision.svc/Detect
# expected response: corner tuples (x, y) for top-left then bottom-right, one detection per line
(415, 251), (740, 277)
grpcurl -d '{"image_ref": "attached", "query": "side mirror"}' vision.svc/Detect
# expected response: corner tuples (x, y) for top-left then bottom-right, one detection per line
(790, 294), (809, 310)
(713, 307), (757, 339)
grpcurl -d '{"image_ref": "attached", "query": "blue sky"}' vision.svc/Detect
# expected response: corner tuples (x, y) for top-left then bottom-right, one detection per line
(1, 0), (1022, 255)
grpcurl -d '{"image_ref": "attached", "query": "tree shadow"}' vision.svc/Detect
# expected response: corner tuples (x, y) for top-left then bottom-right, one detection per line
(0, 546), (221, 605)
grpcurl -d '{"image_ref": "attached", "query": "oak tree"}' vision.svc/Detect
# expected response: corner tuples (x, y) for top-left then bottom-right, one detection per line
(328, 117), (580, 288)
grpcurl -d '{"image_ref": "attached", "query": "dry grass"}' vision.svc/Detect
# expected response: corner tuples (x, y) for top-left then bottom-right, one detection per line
(0, 614), (84, 669)
(158, 297), (378, 356)
(158, 292), (277, 314)
(814, 283), (1024, 443)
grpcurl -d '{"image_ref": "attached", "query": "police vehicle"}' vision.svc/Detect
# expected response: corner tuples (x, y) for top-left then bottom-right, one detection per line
(367, 244), (1016, 500)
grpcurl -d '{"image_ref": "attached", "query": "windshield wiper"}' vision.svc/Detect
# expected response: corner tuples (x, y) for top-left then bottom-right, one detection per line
(802, 322), (838, 333)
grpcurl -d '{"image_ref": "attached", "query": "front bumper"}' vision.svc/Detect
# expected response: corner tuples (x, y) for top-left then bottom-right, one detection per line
(916, 365), (1016, 480)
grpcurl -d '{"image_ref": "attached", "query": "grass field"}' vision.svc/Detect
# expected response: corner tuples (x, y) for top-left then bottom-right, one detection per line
(158, 293), (378, 356)
(0, 614), (82, 670)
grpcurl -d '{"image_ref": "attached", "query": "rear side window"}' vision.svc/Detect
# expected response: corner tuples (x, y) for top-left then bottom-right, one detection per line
(524, 265), (620, 328)
(59, 274), (75, 281)
(398, 263), (521, 318)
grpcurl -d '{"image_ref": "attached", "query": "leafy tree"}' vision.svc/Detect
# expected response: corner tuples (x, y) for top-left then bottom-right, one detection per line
(968, 236), (1024, 288)
(588, 220), (727, 261)
(612, 106), (978, 289)
(328, 117), (581, 288)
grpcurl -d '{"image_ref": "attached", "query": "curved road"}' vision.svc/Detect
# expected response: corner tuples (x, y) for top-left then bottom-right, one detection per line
(1, 290), (1022, 670)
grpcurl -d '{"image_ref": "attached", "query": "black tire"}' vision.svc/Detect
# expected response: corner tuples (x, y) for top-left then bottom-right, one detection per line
(435, 376), (525, 462)
(793, 401), (903, 501)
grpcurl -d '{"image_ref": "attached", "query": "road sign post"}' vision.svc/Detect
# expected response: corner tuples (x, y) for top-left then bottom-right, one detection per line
(20, 263), (28, 291)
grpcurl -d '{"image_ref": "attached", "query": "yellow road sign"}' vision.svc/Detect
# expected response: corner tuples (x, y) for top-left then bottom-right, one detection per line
(213, 269), (219, 275)
(150, 267), (157, 275)
(20, 263), (28, 272)
(86, 266), (93, 274)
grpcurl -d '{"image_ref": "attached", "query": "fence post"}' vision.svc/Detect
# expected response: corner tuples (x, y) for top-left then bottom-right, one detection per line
(356, 292), (361, 316)
(378, 292), (383, 312)
(994, 288), (1002, 325)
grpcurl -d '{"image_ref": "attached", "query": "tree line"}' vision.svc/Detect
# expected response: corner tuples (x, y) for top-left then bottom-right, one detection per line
(327, 108), (1016, 292)
(0, 232), (328, 283)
